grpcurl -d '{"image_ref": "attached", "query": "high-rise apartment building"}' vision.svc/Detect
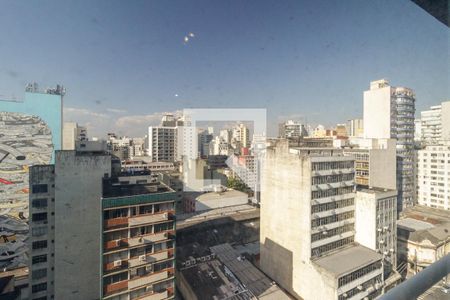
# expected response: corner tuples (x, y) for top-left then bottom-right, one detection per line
(148, 127), (177, 162)
(417, 144), (450, 210)
(232, 123), (250, 148)
(28, 146), (176, 300)
(260, 141), (383, 300)
(62, 122), (87, 150)
(363, 79), (416, 211)
(278, 120), (308, 139)
(419, 101), (450, 145)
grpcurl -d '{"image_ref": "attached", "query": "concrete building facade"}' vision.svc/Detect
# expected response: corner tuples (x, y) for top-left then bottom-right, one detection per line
(343, 138), (396, 190)
(355, 189), (398, 269)
(363, 79), (416, 211)
(62, 122), (87, 150)
(148, 127), (178, 162)
(417, 144), (450, 210)
(419, 101), (450, 145)
(278, 120), (308, 139)
(260, 141), (383, 300)
(29, 149), (176, 300)
(346, 119), (364, 137)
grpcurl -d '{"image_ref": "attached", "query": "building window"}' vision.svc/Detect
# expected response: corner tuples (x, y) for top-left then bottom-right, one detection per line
(32, 213), (48, 222)
(32, 268), (47, 280)
(32, 254), (47, 264)
(32, 282), (47, 293)
(32, 240), (48, 250)
(32, 198), (48, 209)
(32, 184), (48, 194)
(32, 227), (48, 237)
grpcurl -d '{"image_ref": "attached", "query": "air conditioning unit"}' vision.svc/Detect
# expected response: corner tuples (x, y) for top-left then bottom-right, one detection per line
(145, 265), (152, 272)
(113, 260), (122, 267)
(163, 213), (168, 218)
(139, 255), (147, 262)
(357, 285), (363, 290)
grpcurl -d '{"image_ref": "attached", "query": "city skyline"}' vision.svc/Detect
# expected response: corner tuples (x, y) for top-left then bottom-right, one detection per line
(0, 0), (448, 137)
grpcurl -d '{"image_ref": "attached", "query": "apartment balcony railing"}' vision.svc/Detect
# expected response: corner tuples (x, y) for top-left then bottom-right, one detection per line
(128, 267), (174, 290)
(104, 260), (129, 272)
(104, 280), (128, 296)
(129, 210), (175, 227)
(104, 239), (128, 251)
(381, 254), (450, 300)
(128, 248), (173, 268)
(135, 290), (169, 300)
(104, 217), (129, 230)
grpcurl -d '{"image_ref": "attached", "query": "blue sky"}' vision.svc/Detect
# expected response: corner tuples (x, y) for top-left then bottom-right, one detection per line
(0, 0), (448, 137)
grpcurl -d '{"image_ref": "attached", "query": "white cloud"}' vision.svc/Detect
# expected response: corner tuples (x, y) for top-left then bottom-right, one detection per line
(64, 106), (182, 138)
(106, 108), (127, 114)
(64, 107), (109, 119)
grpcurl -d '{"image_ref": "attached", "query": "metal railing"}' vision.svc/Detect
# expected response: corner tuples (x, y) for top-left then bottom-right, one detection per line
(381, 254), (450, 300)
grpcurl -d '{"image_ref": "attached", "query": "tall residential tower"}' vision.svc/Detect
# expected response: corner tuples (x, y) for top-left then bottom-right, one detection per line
(363, 79), (416, 211)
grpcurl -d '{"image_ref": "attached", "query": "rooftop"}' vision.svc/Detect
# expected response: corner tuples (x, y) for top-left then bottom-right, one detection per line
(313, 245), (382, 277)
(179, 257), (255, 300)
(409, 223), (450, 245)
(196, 189), (248, 202)
(211, 243), (291, 300)
(397, 218), (435, 232)
(102, 179), (172, 198)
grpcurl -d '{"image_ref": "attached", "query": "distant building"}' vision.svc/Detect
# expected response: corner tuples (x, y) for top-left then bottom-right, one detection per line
(232, 123), (250, 149)
(29, 149), (176, 300)
(417, 144), (450, 210)
(62, 122), (87, 150)
(260, 141), (384, 300)
(148, 126), (178, 162)
(346, 119), (364, 137)
(335, 124), (347, 137)
(363, 79), (416, 211)
(278, 120), (308, 139)
(197, 129), (213, 157)
(419, 101), (450, 145)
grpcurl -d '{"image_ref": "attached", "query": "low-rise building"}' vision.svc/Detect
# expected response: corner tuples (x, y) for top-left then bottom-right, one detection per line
(397, 206), (450, 278)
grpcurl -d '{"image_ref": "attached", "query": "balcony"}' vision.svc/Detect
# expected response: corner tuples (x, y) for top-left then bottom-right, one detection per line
(104, 217), (129, 230)
(128, 249), (172, 268)
(129, 210), (174, 227)
(135, 290), (169, 300)
(104, 280), (128, 296)
(128, 268), (173, 289)
(104, 260), (129, 272)
(127, 232), (167, 247)
(104, 239), (128, 251)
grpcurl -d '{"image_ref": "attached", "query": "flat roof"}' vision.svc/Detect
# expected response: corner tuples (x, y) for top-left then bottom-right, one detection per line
(180, 259), (254, 299)
(102, 181), (172, 198)
(211, 243), (291, 300)
(196, 189), (248, 202)
(313, 245), (382, 277)
(397, 218), (435, 232)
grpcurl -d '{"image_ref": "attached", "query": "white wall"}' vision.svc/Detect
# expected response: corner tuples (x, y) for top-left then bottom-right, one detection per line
(54, 151), (111, 300)
(363, 86), (392, 139)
